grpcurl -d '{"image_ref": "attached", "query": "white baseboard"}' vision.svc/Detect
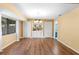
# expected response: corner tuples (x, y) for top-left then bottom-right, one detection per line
(2, 40), (16, 50)
(58, 40), (79, 54)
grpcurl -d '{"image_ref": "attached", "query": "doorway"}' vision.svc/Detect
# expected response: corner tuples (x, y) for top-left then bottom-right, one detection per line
(23, 20), (53, 38)
(32, 20), (44, 38)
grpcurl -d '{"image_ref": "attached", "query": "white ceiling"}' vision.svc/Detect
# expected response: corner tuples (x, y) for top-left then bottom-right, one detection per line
(14, 3), (79, 19)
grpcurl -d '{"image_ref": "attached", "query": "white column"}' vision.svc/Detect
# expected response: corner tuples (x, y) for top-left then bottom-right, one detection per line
(16, 20), (20, 41)
(0, 14), (3, 52)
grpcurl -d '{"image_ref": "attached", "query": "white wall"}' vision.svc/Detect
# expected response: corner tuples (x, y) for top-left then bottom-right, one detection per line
(44, 21), (52, 38)
(23, 21), (31, 38)
(58, 8), (79, 53)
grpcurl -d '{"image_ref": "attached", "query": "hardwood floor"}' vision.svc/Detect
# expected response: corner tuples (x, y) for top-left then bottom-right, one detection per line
(0, 38), (78, 55)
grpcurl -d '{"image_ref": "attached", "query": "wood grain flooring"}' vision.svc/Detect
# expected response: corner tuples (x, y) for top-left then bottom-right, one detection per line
(0, 38), (78, 55)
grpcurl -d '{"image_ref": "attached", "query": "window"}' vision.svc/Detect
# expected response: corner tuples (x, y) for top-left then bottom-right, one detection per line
(2, 17), (16, 35)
